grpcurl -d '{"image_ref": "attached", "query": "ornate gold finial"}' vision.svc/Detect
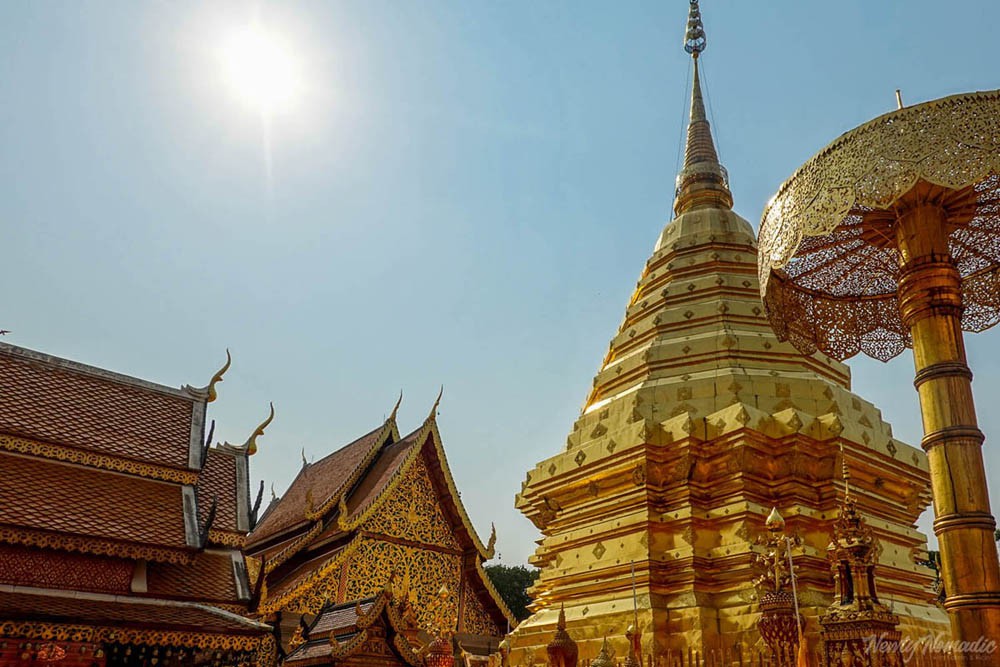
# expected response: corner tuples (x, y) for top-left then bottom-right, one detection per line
(183, 349), (231, 403)
(684, 0), (706, 57)
(675, 0), (731, 215)
(486, 523), (497, 557)
(390, 390), (403, 422)
(301, 447), (308, 467)
(270, 483), (276, 501)
(839, 442), (852, 500)
(428, 385), (444, 422)
(765, 507), (785, 532)
(243, 402), (274, 455)
(305, 488), (315, 516)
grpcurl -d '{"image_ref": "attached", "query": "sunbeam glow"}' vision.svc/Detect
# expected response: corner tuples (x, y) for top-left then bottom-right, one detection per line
(221, 24), (301, 115)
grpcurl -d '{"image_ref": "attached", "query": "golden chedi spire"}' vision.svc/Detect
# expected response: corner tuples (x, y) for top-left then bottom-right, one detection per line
(508, 1), (949, 662)
(675, 0), (732, 215)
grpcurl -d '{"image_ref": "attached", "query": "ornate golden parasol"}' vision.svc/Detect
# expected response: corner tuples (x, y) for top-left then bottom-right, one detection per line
(757, 90), (1000, 652)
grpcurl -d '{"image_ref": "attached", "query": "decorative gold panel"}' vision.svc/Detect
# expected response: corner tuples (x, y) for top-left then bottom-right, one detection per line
(341, 538), (462, 630)
(364, 455), (460, 550)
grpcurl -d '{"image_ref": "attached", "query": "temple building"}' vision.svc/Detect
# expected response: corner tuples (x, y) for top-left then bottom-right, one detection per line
(505, 2), (949, 663)
(246, 396), (514, 665)
(0, 342), (275, 666)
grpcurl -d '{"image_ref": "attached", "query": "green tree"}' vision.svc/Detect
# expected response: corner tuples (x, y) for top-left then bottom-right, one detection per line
(485, 564), (539, 621)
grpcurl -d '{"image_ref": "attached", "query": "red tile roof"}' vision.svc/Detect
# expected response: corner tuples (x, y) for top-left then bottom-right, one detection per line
(146, 550), (246, 605)
(199, 447), (244, 535)
(342, 428), (423, 520)
(0, 451), (193, 558)
(0, 345), (198, 470)
(248, 425), (387, 546)
(0, 587), (268, 635)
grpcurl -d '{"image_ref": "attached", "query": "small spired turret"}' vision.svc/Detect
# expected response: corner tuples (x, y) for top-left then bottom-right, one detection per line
(819, 453), (904, 666)
(545, 606), (578, 667)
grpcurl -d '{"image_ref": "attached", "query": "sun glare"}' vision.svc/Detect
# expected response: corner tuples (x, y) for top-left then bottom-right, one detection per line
(221, 25), (301, 115)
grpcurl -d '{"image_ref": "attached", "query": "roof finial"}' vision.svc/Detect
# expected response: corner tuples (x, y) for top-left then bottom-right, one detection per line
(389, 390), (403, 422)
(183, 349), (231, 403)
(427, 385), (444, 422)
(684, 0), (707, 58)
(839, 442), (852, 500)
(243, 402), (274, 456)
(675, 0), (732, 215)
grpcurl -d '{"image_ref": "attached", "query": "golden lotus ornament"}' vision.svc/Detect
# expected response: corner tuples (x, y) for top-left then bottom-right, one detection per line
(757, 90), (1000, 656)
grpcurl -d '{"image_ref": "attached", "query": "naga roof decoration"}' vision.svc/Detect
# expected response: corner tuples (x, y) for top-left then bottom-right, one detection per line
(182, 349), (232, 403)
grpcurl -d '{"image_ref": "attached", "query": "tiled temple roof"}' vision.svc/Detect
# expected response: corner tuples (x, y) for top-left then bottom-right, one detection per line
(248, 424), (390, 547)
(0, 343), (200, 471)
(0, 451), (195, 562)
(0, 586), (268, 634)
(146, 550), (249, 605)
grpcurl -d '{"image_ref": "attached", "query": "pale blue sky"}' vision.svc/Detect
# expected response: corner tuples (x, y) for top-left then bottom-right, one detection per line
(3, 1), (999, 565)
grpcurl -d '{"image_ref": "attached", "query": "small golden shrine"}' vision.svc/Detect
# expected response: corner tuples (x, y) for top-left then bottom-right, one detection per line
(819, 460), (904, 666)
(507, 1), (949, 663)
(246, 394), (514, 663)
(0, 342), (275, 666)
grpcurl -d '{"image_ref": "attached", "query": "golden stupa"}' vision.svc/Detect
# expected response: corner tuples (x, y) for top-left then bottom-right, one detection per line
(505, 2), (949, 662)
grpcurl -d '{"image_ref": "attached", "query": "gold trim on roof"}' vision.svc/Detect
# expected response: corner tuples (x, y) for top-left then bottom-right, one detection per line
(257, 538), (361, 614)
(0, 435), (198, 485)
(0, 620), (274, 667)
(0, 526), (194, 565)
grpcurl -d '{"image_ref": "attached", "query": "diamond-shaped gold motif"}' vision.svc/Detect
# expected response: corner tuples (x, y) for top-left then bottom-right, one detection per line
(592, 542), (606, 559)
(574, 450), (587, 466)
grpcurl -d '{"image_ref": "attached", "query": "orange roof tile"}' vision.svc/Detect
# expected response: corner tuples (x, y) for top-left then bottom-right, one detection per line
(0, 451), (194, 558)
(0, 345), (199, 470)
(0, 587), (268, 635)
(248, 425), (387, 547)
(146, 550), (246, 605)
(198, 447), (245, 536)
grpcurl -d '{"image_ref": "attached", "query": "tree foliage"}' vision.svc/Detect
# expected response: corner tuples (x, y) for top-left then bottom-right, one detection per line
(485, 564), (539, 621)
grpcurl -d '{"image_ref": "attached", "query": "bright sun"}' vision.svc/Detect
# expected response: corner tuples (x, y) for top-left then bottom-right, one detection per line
(221, 25), (301, 115)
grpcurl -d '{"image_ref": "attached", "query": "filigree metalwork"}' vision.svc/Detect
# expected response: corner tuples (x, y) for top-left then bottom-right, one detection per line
(758, 91), (1000, 361)
(365, 455), (461, 550)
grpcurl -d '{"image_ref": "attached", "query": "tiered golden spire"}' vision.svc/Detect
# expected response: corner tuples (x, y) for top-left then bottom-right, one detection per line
(675, 0), (732, 215)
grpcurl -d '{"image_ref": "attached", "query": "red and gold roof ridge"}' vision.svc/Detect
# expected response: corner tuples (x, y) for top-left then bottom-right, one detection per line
(248, 407), (400, 551)
(335, 402), (498, 563)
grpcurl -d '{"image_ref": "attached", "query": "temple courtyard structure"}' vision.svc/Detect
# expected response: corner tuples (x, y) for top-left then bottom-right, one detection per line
(1, 2), (997, 667)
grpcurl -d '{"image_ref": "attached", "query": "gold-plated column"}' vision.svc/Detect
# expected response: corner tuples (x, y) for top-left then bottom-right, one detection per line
(895, 198), (1000, 652)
